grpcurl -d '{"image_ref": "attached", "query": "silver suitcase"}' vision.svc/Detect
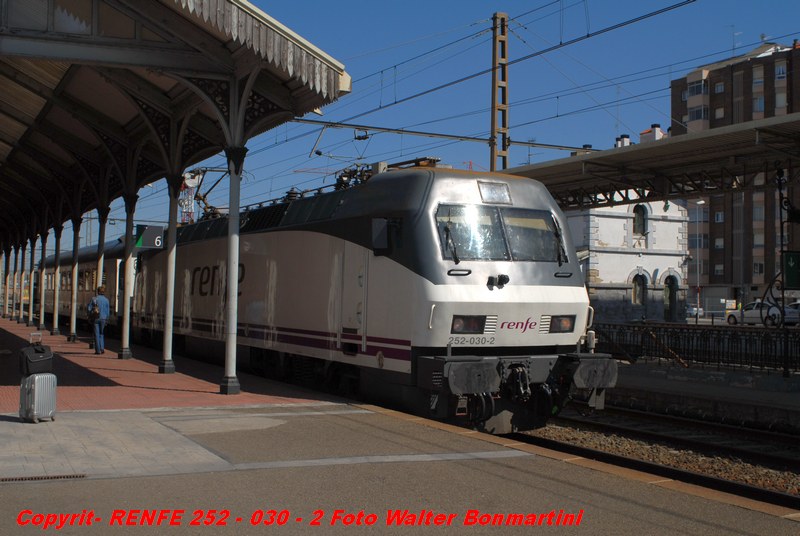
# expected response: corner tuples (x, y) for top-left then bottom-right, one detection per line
(19, 373), (57, 423)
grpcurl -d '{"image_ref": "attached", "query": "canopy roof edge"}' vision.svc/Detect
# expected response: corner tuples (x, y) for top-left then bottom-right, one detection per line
(169, 0), (351, 98)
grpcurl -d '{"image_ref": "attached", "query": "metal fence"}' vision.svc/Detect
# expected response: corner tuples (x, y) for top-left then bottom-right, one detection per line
(594, 322), (800, 373)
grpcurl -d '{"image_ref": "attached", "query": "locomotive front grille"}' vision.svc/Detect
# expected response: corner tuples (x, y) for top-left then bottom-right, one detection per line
(539, 315), (551, 333)
(431, 371), (444, 388)
(484, 315), (498, 334)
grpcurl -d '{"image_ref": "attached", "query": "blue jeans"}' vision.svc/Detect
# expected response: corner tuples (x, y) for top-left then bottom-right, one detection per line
(94, 319), (106, 353)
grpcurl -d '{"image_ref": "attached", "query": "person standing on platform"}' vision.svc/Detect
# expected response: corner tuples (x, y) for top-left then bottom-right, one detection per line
(88, 286), (110, 354)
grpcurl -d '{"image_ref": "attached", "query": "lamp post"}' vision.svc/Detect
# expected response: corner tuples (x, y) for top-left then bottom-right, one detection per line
(694, 199), (706, 324)
(776, 167), (790, 377)
(771, 163), (800, 377)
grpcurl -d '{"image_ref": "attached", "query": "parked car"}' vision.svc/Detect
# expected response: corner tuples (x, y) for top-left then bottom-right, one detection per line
(687, 306), (704, 317)
(727, 301), (800, 326)
(777, 305), (800, 326)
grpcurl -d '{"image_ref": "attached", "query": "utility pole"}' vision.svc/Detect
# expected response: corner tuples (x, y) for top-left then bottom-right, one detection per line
(490, 12), (509, 171)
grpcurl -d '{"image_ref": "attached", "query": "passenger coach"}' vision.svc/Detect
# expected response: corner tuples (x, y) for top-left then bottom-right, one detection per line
(41, 238), (127, 330)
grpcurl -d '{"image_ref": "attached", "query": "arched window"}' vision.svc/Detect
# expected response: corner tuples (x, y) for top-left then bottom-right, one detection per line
(632, 274), (647, 305)
(633, 204), (647, 236)
(664, 275), (679, 321)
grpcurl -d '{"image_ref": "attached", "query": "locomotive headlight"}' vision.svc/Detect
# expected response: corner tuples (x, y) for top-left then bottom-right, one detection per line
(549, 315), (575, 333)
(451, 315), (486, 334)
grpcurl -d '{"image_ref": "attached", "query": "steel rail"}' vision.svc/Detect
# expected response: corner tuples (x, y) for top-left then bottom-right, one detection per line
(510, 432), (800, 510)
(554, 406), (800, 472)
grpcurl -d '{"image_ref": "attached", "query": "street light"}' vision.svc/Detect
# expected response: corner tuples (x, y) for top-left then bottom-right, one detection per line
(694, 199), (706, 324)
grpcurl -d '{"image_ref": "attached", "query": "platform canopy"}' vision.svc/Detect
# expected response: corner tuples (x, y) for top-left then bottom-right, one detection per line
(508, 113), (800, 210)
(0, 0), (350, 242)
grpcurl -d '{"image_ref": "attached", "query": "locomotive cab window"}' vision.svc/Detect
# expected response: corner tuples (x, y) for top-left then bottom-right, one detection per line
(436, 205), (563, 263)
(502, 208), (560, 262)
(436, 205), (508, 262)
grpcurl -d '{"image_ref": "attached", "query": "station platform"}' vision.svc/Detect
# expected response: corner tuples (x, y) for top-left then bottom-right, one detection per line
(0, 316), (798, 534)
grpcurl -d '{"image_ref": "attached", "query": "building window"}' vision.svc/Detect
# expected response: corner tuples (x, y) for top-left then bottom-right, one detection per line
(632, 204), (647, 236)
(753, 233), (764, 247)
(754, 262), (765, 275)
(753, 205), (764, 221)
(714, 264), (724, 276)
(714, 107), (724, 119)
(753, 65), (764, 88)
(776, 61), (787, 80)
(687, 80), (707, 97)
(681, 90), (687, 102)
(776, 91), (787, 108)
(688, 106), (708, 121)
(753, 95), (765, 113)
(632, 274), (647, 305)
(688, 234), (708, 249)
(715, 211), (724, 223)
(715, 82), (725, 94)
(715, 237), (724, 249)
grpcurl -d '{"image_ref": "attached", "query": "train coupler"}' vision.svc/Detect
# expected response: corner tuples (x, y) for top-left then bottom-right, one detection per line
(507, 364), (532, 401)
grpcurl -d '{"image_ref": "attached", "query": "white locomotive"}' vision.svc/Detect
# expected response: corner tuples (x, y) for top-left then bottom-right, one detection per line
(133, 158), (616, 433)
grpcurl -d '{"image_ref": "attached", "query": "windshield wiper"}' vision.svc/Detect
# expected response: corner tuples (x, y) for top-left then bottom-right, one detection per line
(444, 223), (460, 265)
(551, 215), (568, 267)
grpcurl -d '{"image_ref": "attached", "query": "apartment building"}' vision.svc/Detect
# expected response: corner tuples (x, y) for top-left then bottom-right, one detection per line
(670, 41), (800, 311)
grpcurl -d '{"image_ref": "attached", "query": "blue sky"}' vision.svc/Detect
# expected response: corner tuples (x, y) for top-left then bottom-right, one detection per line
(87, 0), (800, 245)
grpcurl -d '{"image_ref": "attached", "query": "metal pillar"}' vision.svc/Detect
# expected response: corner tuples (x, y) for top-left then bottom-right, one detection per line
(11, 245), (19, 322)
(178, 67), (259, 392)
(51, 225), (63, 335)
(490, 12), (509, 171)
(17, 243), (26, 323)
(119, 194), (137, 359)
(220, 147), (247, 394)
(68, 218), (81, 341)
(95, 208), (109, 290)
(27, 236), (37, 326)
(777, 168), (790, 378)
(160, 175), (181, 374)
(38, 232), (48, 331)
(1, 249), (8, 317)
(694, 199), (705, 324)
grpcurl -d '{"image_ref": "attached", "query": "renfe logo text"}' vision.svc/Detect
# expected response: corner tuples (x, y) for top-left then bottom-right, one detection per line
(500, 318), (537, 333)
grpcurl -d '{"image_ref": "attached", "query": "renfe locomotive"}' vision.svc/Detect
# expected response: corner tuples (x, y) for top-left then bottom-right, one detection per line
(132, 158), (617, 434)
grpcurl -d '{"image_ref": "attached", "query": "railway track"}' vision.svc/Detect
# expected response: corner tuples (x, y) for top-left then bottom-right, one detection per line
(555, 405), (800, 472)
(514, 406), (800, 509)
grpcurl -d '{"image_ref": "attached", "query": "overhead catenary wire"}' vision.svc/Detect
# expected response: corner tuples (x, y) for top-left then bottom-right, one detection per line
(97, 3), (800, 228)
(207, 1), (692, 168)
(110, 20), (797, 223)
(328, 0), (696, 126)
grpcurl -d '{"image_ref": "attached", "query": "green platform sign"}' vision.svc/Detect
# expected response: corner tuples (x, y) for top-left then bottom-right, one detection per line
(785, 251), (800, 290)
(135, 225), (164, 249)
